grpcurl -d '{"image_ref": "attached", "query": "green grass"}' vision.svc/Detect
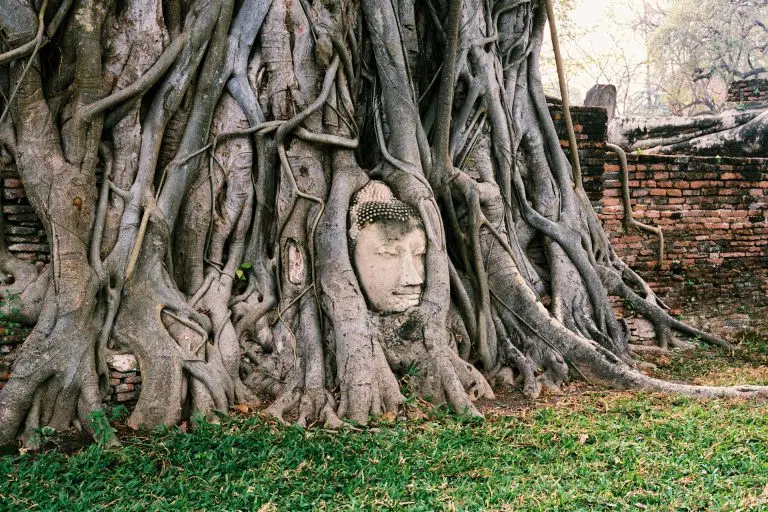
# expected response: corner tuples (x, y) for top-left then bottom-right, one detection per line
(2, 337), (768, 511)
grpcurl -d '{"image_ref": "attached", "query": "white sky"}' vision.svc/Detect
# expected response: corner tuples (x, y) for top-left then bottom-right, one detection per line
(542, 0), (652, 109)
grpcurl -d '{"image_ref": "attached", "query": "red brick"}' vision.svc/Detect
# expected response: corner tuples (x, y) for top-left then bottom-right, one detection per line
(114, 383), (134, 393)
(4, 178), (23, 188)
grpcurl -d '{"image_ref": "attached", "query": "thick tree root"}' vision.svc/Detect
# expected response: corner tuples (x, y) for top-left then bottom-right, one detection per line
(111, 218), (240, 428)
(0, 295), (106, 447)
(598, 265), (730, 349)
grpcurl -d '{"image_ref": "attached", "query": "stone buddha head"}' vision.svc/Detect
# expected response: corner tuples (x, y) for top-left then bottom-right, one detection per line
(349, 181), (427, 313)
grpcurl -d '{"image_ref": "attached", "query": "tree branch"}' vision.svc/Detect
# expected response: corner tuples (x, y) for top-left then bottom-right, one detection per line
(77, 35), (188, 121)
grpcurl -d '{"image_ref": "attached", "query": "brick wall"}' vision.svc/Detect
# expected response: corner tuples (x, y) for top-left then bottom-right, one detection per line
(0, 168), (46, 391)
(1, 169), (49, 265)
(600, 154), (768, 270)
(549, 105), (607, 203)
(0, 326), (30, 391)
(105, 354), (142, 403)
(548, 103), (768, 303)
(727, 78), (768, 105)
(599, 154), (768, 300)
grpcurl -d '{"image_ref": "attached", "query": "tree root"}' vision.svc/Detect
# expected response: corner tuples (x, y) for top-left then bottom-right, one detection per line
(111, 217), (240, 427)
(0, 297), (104, 447)
(598, 265), (730, 348)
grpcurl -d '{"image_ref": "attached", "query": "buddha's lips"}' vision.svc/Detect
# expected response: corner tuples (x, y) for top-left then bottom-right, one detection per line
(392, 289), (422, 297)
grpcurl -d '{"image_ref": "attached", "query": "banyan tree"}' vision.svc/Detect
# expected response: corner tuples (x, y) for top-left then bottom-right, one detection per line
(0, 0), (765, 447)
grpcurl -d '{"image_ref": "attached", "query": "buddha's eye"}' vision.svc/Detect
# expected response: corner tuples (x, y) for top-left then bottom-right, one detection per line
(376, 247), (398, 257)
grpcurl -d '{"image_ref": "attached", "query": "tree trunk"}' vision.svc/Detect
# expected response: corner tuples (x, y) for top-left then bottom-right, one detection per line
(1, 0), (766, 447)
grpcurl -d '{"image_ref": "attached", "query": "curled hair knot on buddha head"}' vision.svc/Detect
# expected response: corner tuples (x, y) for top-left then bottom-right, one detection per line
(348, 181), (422, 244)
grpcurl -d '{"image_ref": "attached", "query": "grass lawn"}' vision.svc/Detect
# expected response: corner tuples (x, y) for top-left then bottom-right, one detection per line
(1, 333), (767, 511)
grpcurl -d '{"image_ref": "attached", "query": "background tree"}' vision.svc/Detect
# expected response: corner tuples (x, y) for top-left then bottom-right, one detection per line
(648, 0), (768, 115)
(540, 0), (657, 115)
(0, 0), (766, 448)
(541, 0), (767, 116)
(610, 1), (768, 155)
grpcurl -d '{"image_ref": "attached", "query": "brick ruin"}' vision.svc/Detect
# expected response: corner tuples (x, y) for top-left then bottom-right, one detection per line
(552, 101), (767, 344)
(549, 104), (767, 288)
(1, 101), (766, 397)
(601, 154), (767, 272)
(726, 78), (768, 107)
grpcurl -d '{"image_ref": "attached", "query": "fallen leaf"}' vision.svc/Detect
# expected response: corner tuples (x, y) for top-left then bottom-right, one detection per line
(234, 403), (250, 414)
(407, 409), (428, 421)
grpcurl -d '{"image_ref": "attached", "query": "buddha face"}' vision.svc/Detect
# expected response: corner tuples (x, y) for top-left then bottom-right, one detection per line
(353, 219), (427, 313)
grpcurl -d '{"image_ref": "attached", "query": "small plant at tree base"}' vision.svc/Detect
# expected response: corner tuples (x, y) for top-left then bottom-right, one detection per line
(88, 409), (118, 449)
(108, 404), (130, 422)
(235, 262), (252, 281)
(622, 298), (638, 315)
(26, 426), (57, 450)
(399, 362), (423, 408)
(0, 290), (22, 342)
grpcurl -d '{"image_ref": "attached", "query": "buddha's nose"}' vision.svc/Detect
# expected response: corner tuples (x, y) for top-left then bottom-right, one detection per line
(400, 254), (423, 287)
